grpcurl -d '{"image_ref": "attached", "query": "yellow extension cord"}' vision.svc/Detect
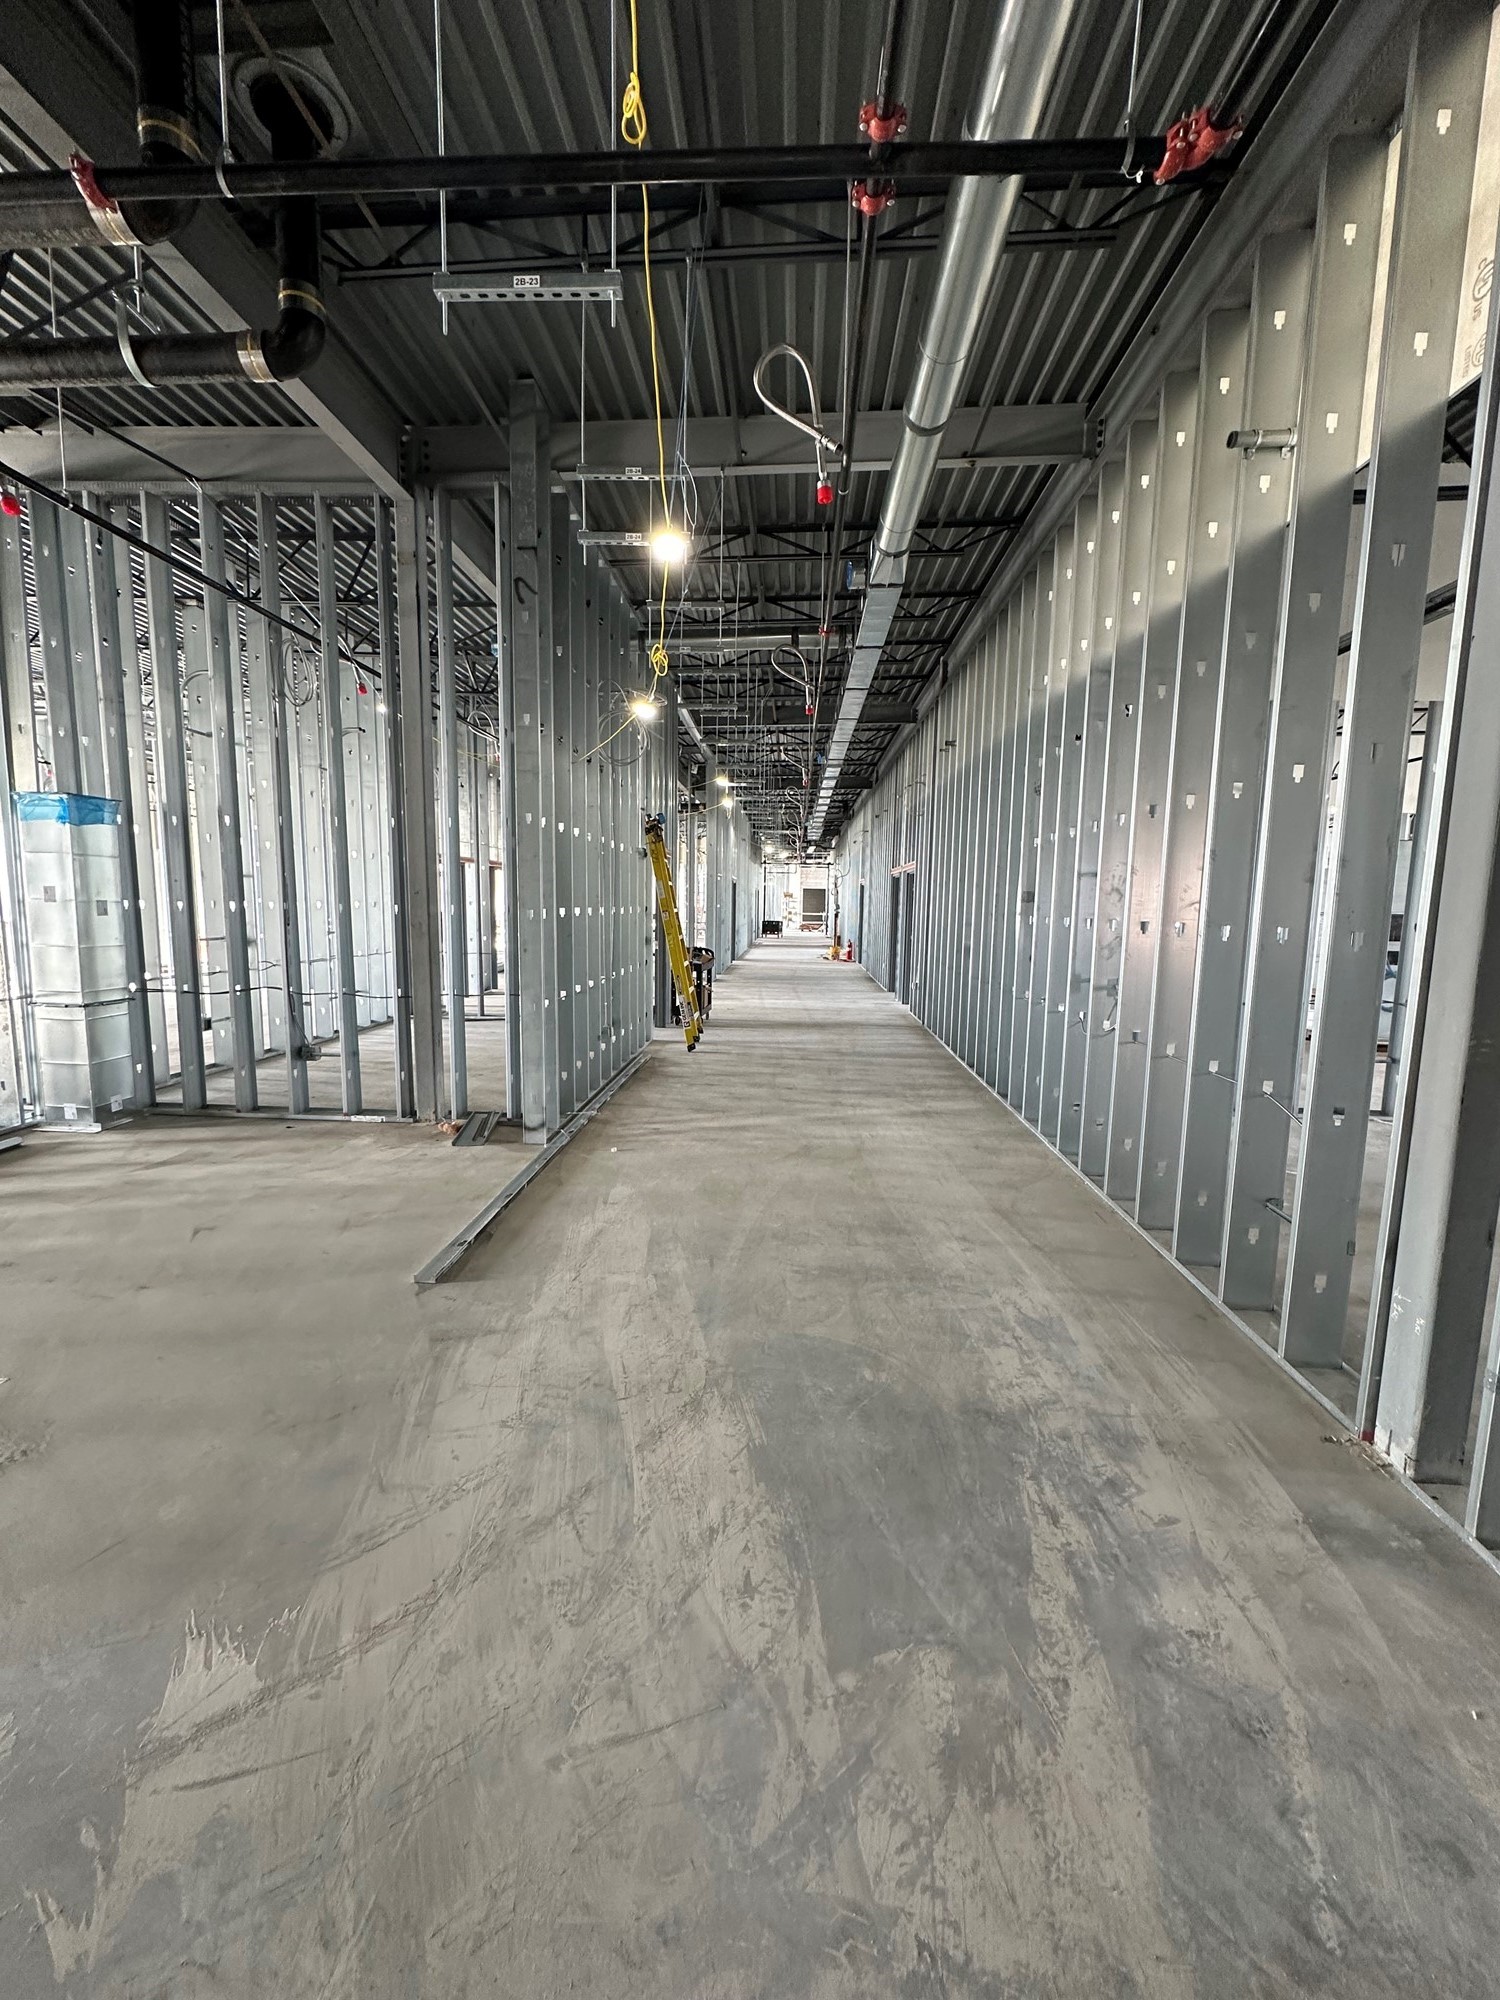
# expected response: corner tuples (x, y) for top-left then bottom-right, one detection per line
(622, 0), (672, 690)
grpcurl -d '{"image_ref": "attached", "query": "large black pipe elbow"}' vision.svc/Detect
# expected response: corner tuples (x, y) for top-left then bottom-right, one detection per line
(122, 0), (202, 246)
(0, 68), (327, 392)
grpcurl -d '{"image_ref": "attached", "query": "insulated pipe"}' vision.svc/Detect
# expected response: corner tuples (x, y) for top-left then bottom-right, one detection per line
(809, 0), (1079, 834)
(0, 78), (325, 390)
(0, 138), (1164, 220)
(873, 0), (1080, 564)
(0, 0), (201, 251)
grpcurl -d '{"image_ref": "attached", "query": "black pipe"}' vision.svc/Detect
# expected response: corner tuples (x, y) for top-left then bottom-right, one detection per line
(0, 78), (325, 390)
(0, 2), (201, 251)
(124, 0), (203, 244)
(0, 137), (1171, 220)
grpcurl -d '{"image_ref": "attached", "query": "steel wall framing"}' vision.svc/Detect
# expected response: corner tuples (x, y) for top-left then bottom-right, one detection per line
(834, 0), (1500, 1567)
(0, 487), (413, 1121)
(502, 384), (657, 1144)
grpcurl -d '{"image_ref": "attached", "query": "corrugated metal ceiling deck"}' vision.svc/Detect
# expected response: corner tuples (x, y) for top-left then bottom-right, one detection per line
(2, 0), (1340, 836)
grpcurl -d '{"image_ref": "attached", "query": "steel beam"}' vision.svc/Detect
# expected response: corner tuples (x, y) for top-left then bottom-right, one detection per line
(405, 405), (1090, 486)
(1282, 2), (1489, 1367)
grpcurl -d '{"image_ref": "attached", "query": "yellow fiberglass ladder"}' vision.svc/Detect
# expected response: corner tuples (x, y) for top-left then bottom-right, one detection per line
(643, 814), (702, 1051)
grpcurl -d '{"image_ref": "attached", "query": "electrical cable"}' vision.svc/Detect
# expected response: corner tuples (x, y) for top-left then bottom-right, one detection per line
(621, 0), (673, 696)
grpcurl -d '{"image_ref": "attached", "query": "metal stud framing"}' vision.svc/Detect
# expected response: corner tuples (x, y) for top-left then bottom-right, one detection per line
(833, 0), (1500, 1564)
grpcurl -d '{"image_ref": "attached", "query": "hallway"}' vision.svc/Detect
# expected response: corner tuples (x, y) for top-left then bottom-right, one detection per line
(5, 939), (1500, 1996)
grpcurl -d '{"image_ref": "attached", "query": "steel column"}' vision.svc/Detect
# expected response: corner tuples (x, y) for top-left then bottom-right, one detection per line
(313, 497), (364, 1111)
(509, 384), (559, 1139)
(432, 490), (467, 1119)
(1220, 139), (1387, 1307)
(254, 496), (311, 1113)
(1175, 231), (1313, 1269)
(996, 577), (1034, 1097)
(83, 500), (152, 1103)
(1371, 194), (1500, 1485)
(244, 499), (288, 1061)
(1026, 528), (1075, 1124)
(1107, 377), (1197, 1202)
(28, 500), (84, 794)
(1081, 417), (1160, 1180)
(1040, 499), (1098, 1143)
(552, 497), (578, 1111)
(139, 496), (205, 1109)
(376, 500), (414, 1116)
(495, 480), (522, 1120)
(1062, 465), (1125, 1162)
(197, 496), (257, 1109)
(394, 493), (444, 1119)
(1137, 312), (1250, 1226)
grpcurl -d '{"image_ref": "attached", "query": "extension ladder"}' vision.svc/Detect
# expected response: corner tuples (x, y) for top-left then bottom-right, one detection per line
(643, 814), (703, 1051)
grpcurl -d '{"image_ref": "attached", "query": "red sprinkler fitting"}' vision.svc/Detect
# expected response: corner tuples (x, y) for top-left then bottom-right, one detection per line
(0, 491), (21, 519)
(816, 479), (834, 506)
(1154, 106), (1242, 185)
(852, 180), (895, 218)
(859, 101), (908, 146)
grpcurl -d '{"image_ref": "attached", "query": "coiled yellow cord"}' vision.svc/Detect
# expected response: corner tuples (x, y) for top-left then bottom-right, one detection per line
(622, 0), (672, 688)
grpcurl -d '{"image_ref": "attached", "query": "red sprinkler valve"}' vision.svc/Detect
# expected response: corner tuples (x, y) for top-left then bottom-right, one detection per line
(852, 180), (895, 218)
(0, 491), (21, 519)
(816, 479), (834, 506)
(859, 101), (908, 147)
(1154, 106), (1242, 185)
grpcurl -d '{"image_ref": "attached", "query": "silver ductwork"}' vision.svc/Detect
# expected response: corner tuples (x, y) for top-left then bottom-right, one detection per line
(810, 0), (1079, 836)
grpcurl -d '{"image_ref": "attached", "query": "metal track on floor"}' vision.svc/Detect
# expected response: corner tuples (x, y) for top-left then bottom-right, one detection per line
(413, 1049), (650, 1289)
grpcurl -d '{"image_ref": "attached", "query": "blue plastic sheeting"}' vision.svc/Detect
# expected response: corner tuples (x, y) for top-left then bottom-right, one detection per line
(12, 791), (120, 826)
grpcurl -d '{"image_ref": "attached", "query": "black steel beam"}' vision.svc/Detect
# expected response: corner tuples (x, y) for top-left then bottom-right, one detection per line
(330, 226), (1118, 278)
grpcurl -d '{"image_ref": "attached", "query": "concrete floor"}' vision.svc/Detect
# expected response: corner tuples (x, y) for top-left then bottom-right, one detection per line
(5, 937), (1500, 1997)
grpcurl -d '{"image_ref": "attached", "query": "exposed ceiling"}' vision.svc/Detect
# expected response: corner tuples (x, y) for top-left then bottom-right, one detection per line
(0, 0), (1342, 844)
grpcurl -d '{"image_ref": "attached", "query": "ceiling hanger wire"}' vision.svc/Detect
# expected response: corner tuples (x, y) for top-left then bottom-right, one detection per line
(434, 0), (450, 332)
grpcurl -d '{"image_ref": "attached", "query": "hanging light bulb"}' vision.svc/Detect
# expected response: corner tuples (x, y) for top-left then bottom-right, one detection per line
(649, 526), (690, 567)
(714, 771), (731, 789)
(628, 692), (661, 722)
